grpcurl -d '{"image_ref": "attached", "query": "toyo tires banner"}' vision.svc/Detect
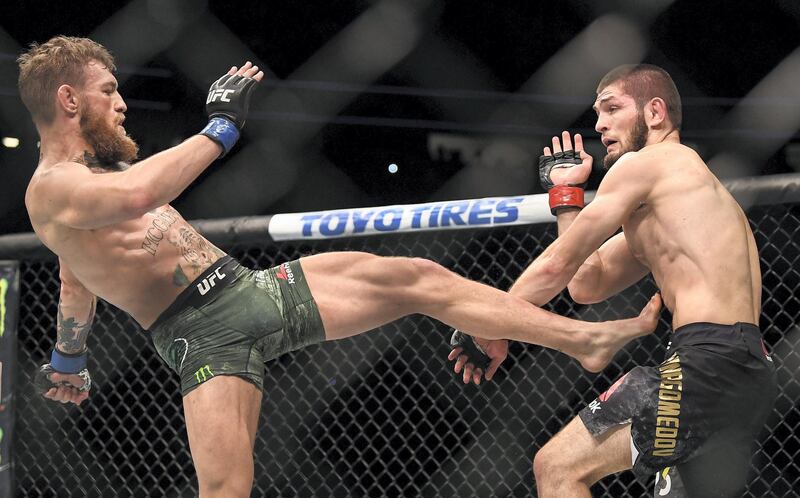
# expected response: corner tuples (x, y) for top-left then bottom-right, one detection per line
(268, 194), (555, 241)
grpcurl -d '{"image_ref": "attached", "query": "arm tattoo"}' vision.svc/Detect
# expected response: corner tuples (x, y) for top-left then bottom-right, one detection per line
(56, 296), (96, 354)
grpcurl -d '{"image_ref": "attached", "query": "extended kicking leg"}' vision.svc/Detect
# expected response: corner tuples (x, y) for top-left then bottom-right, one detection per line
(299, 252), (660, 371)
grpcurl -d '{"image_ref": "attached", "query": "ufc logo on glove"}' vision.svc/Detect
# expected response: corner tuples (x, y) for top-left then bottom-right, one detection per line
(207, 89), (234, 104)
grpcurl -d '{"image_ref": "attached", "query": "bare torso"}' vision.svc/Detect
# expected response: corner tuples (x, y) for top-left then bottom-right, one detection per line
(27, 166), (225, 328)
(622, 142), (761, 328)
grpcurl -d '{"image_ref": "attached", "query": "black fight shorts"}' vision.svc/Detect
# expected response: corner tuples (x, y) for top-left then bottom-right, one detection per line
(579, 322), (777, 497)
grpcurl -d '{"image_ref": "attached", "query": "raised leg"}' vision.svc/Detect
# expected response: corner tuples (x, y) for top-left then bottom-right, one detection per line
(183, 376), (262, 498)
(300, 251), (661, 371)
(533, 416), (634, 497)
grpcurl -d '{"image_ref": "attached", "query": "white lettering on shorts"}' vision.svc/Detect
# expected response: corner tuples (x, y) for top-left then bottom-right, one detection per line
(276, 262), (296, 284)
(196, 267), (227, 295)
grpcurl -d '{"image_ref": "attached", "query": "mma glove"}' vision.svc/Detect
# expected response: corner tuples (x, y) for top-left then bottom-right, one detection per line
(34, 348), (92, 396)
(450, 330), (491, 371)
(199, 72), (259, 157)
(538, 149), (586, 215)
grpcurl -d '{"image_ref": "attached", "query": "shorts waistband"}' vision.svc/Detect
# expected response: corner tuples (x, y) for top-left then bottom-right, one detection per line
(671, 321), (761, 348)
(148, 256), (238, 331)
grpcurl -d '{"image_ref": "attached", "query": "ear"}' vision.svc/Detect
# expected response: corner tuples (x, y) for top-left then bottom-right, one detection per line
(644, 97), (668, 128)
(56, 84), (79, 117)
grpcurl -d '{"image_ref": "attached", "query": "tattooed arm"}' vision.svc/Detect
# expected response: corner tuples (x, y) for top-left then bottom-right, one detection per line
(34, 259), (95, 405)
(56, 259), (96, 354)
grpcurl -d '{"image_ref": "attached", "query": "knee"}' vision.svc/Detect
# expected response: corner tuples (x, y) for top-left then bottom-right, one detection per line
(379, 256), (451, 287)
(404, 257), (457, 299)
(533, 442), (583, 490)
(408, 257), (451, 279)
(363, 257), (454, 313)
(533, 445), (557, 484)
(193, 436), (254, 498)
(198, 469), (253, 498)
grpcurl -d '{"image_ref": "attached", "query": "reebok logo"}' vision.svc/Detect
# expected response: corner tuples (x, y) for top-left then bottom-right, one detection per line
(197, 267), (227, 295)
(276, 263), (295, 284)
(207, 89), (234, 104)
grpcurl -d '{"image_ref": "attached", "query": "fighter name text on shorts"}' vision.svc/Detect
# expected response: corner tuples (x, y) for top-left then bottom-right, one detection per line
(653, 352), (683, 457)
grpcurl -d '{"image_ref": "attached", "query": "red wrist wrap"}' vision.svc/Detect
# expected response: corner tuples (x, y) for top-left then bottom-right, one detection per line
(549, 185), (585, 214)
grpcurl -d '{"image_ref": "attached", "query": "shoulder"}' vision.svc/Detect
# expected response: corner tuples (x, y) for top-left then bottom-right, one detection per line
(602, 142), (692, 185)
(26, 161), (90, 219)
(599, 151), (656, 188)
(30, 161), (91, 189)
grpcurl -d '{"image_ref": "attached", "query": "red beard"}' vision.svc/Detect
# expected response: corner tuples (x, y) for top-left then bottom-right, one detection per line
(80, 105), (139, 167)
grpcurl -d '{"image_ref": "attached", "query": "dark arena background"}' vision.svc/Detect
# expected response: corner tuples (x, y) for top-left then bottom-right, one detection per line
(1, 1), (799, 497)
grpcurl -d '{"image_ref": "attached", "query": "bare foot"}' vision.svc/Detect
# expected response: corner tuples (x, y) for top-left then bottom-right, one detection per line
(578, 293), (662, 372)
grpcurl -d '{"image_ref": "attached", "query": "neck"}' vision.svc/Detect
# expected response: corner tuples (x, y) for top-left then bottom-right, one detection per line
(37, 123), (95, 167)
(646, 127), (680, 147)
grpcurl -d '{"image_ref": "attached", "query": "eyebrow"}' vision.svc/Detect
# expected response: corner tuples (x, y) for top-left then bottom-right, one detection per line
(101, 81), (118, 91)
(592, 95), (619, 112)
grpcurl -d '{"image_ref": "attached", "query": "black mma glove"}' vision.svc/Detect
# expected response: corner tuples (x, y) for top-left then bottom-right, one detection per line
(199, 72), (259, 157)
(34, 348), (92, 396)
(538, 150), (586, 214)
(450, 330), (491, 371)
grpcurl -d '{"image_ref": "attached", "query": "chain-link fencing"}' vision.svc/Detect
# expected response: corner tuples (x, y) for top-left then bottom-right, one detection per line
(8, 183), (800, 497)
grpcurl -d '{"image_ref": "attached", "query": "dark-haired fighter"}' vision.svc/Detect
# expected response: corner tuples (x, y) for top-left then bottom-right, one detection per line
(20, 37), (660, 498)
(452, 64), (777, 497)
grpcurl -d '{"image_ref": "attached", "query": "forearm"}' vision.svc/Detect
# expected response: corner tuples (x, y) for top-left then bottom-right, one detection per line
(123, 136), (222, 213)
(556, 208), (581, 235)
(56, 283), (97, 354)
(555, 208), (607, 300)
(509, 248), (581, 306)
(509, 209), (585, 306)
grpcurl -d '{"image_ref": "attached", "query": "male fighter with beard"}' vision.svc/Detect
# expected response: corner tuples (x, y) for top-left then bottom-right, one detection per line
(451, 64), (777, 497)
(20, 37), (661, 497)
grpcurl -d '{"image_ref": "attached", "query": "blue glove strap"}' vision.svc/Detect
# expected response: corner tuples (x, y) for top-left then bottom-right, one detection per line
(50, 348), (88, 374)
(199, 117), (240, 157)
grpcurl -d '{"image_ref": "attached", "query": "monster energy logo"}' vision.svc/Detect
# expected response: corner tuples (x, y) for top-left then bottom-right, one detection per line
(0, 278), (7, 338)
(195, 365), (214, 383)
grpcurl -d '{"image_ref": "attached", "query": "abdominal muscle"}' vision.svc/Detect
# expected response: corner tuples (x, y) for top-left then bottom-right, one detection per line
(40, 205), (226, 328)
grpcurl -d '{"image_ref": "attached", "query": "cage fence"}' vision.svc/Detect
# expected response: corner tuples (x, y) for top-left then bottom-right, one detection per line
(5, 179), (800, 497)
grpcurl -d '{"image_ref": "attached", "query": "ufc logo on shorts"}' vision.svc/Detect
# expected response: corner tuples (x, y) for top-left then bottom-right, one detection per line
(197, 267), (227, 295)
(207, 89), (234, 104)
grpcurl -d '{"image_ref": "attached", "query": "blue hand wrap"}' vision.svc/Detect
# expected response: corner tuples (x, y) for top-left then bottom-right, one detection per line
(199, 117), (240, 157)
(50, 348), (88, 374)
